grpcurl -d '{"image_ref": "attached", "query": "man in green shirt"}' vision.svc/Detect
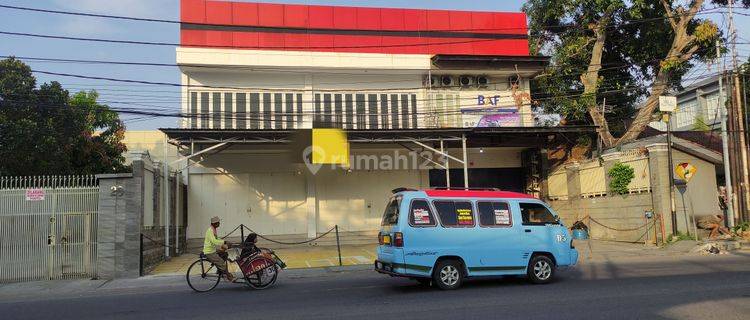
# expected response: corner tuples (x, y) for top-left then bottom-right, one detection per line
(204, 216), (234, 282)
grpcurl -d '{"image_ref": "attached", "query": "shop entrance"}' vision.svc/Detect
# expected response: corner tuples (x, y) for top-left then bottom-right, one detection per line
(429, 168), (526, 192)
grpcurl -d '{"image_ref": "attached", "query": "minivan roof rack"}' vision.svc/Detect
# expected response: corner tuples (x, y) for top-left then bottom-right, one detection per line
(392, 187), (418, 193)
(430, 187), (501, 191)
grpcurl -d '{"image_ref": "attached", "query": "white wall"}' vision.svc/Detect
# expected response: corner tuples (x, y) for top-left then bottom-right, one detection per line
(185, 146), (524, 238)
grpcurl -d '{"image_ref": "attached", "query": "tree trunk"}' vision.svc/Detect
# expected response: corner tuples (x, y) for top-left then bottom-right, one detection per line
(583, 17), (616, 147)
(613, 0), (704, 145)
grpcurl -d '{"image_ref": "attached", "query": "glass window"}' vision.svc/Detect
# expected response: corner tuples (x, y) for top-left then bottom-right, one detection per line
(519, 202), (558, 225)
(433, 201), (475, 227)
(409, 200), (436, 226)
(381, 197), (401, 226)
(478, 202), (512, 226)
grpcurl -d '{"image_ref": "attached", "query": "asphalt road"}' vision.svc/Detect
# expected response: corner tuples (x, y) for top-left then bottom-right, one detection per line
(2, 254), (750, 320)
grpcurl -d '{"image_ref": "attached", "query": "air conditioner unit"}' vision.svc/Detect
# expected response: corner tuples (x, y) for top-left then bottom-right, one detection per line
(476, 75), (489, 87)
(459, 75), (474, 87)
(424, 75), (439, 87)
(441, 75), (454, 87)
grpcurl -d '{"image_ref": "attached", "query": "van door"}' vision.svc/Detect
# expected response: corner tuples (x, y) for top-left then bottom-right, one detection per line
(517, 202), (567, 264)
(475, 201), (525, 274)
(400, 199), (439, 277)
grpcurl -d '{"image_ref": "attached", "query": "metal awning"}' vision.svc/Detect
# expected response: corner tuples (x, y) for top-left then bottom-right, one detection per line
(160, 126), (596, 148)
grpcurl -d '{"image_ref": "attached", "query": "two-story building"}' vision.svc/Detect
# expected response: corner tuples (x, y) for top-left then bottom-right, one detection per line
(162, 0), (595, 241)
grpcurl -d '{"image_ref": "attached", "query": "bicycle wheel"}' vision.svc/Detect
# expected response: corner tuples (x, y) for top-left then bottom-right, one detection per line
(245, 260), (278, 290)
(186, 258), (221, 292)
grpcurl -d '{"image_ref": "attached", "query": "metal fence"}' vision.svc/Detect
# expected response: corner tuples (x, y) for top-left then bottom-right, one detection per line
(0, 176), (99, 283)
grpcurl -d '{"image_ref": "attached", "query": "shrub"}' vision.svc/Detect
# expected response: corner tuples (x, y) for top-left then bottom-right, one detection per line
(608, 162), (635, 195)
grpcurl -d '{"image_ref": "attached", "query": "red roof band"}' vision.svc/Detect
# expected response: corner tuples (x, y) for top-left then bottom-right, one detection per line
(424, 189), (536, 199)
(180, 0), (530, 56)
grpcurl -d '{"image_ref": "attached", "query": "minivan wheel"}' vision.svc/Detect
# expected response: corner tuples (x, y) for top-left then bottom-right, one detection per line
(527, 255), (555, 284)
(433, 260), (463, 290)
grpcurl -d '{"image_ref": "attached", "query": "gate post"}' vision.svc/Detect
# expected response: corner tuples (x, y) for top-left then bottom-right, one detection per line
(96, 173), (142, 279)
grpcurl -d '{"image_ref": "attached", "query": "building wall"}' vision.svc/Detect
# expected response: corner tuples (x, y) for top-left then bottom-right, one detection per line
(547, 147), (721, 241)
(185, 146), (523, 238)
(122, 131), (180, 166)
(180, 66), (535, 130)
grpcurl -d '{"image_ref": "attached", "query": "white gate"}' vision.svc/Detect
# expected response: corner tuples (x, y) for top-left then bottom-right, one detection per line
(0, 176), (98, 283)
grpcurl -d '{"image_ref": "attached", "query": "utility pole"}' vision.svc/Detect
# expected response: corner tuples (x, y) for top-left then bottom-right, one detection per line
(727, 0), (749, 222)
(666, 113), (677, 234)
(717, 39), (736, 228)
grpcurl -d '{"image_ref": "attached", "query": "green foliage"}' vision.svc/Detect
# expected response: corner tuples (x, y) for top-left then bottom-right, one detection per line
(667, 231), (696, 243)
(524, 1), (732, 136)
(732, 222), (749, 234)
(692, 115), (711, 131)
(608, 162), (634, 195)
(0, 57), (128, 175)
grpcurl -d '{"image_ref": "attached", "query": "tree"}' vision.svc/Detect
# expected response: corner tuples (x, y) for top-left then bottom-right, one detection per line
(525, 0), (730, 147)
(0, 57), (128, 176)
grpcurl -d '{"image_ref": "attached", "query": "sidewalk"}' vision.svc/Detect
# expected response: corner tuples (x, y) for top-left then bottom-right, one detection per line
(151, 244), (377, 275)
(574, 239), (697, 262)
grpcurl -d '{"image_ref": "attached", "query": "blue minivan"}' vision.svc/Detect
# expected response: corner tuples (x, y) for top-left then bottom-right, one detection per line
(375, 188), (578, 290)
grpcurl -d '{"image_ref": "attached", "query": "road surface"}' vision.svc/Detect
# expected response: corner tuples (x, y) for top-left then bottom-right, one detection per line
(1, 254), (749, 319)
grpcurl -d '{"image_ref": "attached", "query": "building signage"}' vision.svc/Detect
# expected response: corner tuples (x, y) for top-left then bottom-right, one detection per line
(659, 96), (677, 113)
(25, 188), (46, 201)
(460, 93), (520, 128)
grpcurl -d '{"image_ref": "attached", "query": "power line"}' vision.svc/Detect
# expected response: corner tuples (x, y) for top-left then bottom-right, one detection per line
(0, 3), (724, 34)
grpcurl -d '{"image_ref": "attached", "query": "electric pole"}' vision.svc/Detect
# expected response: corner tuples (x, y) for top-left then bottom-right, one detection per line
(717, 39), (736, 228)
(727, 0), (750, 223)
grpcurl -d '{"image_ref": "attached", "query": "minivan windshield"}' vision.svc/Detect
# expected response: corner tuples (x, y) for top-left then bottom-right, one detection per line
(381, 196), (401, 226)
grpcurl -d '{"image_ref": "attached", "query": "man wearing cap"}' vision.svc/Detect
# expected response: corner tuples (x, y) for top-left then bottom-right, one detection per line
(203, 216), (235, 282)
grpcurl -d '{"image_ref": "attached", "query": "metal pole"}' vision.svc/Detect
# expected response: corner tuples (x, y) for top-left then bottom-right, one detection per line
(335, 225), (342, 266)
(175, 170), (180, 254)
(666, 114), (677, 234)
(164, 134), (170, 258)
(240, 223), (245, 243)
(139, 233), (144, 276)
(462, 134), (469, 189)
(717, 40), (737, 228)
(440, 139), (450, 188)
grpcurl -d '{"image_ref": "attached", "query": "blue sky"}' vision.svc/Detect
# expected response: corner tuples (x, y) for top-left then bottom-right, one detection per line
(0, 0), (747, 130)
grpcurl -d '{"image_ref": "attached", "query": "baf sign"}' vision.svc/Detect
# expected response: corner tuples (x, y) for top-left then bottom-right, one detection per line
(25, 188), (46, 201)
(460, 94), (520, 128)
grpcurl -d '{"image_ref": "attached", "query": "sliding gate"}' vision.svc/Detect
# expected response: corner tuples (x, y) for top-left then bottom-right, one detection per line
(0, 176), (99, 283)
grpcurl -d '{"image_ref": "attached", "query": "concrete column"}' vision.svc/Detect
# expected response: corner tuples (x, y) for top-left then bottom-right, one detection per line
(305, 171), (318, 238)
(646, 143), (674, 236)
(96, 173), (142, 279)
(564, 162), (581, 199)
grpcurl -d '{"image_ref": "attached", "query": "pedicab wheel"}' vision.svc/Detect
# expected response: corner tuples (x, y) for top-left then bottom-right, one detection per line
(527, 255), (555, 284)
(186, 258), (221, 292)
(245, 260), (279, 290)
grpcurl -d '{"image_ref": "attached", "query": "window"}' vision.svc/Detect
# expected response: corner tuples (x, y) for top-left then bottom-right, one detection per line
(519, 203), (558, 225)
(381, 197), (401, 226)
(477, 201), (512, 226)
(409, 200), (436, 227)
(433, 200), (475, 227)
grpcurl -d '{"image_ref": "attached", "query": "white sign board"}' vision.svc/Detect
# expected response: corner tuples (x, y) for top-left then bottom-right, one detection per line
(25, 188), (46, 201)
(659, 96), (677, 113)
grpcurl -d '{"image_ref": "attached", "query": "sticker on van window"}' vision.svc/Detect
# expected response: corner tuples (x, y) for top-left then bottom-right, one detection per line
(457, 208), (474, 225)
(494, 209), (510, 225)
(413, 208), (431, 224)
